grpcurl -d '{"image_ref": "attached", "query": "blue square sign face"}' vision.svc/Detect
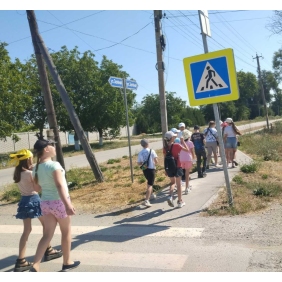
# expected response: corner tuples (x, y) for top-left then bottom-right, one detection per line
(190, 56), (231, 100)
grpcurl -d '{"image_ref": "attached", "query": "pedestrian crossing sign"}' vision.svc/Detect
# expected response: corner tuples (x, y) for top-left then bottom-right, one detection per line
(183, 48), (239, 106)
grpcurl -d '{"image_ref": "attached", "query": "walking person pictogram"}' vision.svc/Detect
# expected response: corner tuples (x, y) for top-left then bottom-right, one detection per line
(201, 66), (223, 91)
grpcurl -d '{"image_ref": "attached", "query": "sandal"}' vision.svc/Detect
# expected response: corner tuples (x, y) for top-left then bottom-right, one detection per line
(44, 246), (63, 261)
(14, 258), (33, 272)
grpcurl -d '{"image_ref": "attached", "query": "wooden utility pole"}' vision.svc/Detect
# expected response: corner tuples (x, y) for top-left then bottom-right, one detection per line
(154, 10), (168, 136)
(253, 53), (269, 130)
(26, 10), (65, 169)
(26, 10), (104, 182)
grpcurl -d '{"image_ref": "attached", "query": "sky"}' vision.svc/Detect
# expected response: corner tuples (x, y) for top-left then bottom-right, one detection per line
(1, 2), (282, 107)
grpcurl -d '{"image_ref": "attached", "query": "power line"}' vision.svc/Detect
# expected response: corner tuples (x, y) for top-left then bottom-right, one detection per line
(214, 10), (258, 54)
(46, 10), (103, 57)
(94, 22), (152, 52)
(165, 11), (203, 49)
(8, 10), (106, 45)
(168, 10), (250, 18)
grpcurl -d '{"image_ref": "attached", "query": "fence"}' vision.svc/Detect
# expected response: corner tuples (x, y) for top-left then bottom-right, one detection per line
(0, 125), (136, 154)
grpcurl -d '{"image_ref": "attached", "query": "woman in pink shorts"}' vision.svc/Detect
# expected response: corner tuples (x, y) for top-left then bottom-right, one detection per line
(30, 138), (80, 272)
(179, 129), (196, 195)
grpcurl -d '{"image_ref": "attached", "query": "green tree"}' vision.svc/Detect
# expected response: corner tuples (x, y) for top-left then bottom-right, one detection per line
(0, 42), (32, 140)
(49, 47), (135, 146)
(135, 92), (205, 133)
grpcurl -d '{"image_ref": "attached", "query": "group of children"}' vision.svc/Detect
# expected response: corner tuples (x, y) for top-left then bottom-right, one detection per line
(10, 138), (80, 272)
(137, 118), (241, 208)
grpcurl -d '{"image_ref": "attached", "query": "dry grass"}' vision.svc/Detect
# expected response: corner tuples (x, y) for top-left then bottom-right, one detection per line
(202, 154), (282, 216)
(69, 149), (171, 214)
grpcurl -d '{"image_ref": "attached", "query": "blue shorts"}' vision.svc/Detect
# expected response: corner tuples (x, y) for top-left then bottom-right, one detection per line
(225, 137), (237, 149)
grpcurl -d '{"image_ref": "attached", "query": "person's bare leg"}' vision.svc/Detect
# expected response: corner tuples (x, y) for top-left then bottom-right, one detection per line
(176, 176), (182, 202)
(169, 177), (176, 197)
(57, 216), (73, 266)
(18, 218), (32, 259)
(145, 184), (152, 201)
(32, 214), (57, 271)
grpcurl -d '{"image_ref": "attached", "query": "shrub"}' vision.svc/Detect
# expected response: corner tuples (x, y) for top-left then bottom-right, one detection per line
(1, 185), (20, 202)
(240, 161), (260, 173)
(138, 176), (146, 184)
(253, 187), (270, 196)
(107, 158), (121, 164)
(155, 176), (165, 182)
(232, 175), (244, 184)
(261, 174), (268, 179)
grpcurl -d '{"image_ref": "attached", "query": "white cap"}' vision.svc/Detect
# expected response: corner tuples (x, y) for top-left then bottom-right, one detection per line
(178, 122), (185, 128)
(165, 131), (177, 140)
(225, 118), (233, 123)
(170, 128), (180, 133)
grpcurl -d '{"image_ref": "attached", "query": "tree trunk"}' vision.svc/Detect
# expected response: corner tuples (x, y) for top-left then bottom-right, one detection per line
(98, 128), (103, 146)
(74, 131), (80, 151)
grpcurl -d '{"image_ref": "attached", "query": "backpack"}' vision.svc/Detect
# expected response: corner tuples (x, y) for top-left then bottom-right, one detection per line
(164, 144), (177, 175)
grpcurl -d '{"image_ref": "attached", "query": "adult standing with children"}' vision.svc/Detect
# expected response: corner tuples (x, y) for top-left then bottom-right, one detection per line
(137, 139), (158, 207)
(29, 138), (80, 272)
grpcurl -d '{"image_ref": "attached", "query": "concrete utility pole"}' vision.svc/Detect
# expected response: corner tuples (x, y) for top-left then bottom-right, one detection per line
(198, 10), (233, 206)
(26, 10), (104, 182)
(154, 10), (168, 136)
(253, 53), (269, 130)
(26, 10), (65, 169)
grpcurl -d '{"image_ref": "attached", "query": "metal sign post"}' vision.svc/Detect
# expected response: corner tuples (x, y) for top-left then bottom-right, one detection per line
(108, 76), (138, 183)
(198, 10), (233, 206)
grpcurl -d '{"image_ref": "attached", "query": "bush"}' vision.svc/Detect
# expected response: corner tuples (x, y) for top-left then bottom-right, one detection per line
(253, 187), (270, 196)
(107, 158), (121, 164)
(240, 161), (260, 173)
(1, 185), (20, 202)
(232, 175), (244, 184)
(138, 176), (146, 184)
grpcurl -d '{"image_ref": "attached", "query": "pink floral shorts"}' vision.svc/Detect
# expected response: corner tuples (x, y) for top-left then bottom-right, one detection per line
(40, 198), (70, 219)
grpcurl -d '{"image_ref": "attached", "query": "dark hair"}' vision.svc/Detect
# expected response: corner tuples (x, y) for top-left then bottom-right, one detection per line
(33, 149), (44, 184)
(13, 158), (31, 183)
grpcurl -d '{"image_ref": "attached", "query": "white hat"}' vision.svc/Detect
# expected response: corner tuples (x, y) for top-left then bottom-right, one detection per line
(225, 118), (233, 123)
(178, 122), (185, 128)
(182, 129), (192, 140)
(170, 127), (180, 133)
(165, 131), (177, 140)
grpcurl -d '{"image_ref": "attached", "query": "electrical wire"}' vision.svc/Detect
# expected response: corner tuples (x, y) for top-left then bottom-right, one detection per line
(94, 22), (152, 52)
(46, 10), (103, 57)
(8, 10), (106, 45)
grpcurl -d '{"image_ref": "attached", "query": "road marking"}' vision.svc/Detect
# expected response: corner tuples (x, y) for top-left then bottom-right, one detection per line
(0, 225), (204, 238)
(0, 247), (187, 271)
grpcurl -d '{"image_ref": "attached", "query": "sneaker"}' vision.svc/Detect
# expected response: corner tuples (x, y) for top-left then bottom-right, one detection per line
(143, 200), (152, 207)
(167, 196), (174, 207)
(177, 200), (186, 208)
(198, 174), (203, 178)
(150, 193), (156, 200)
(202, 172), (207, 177)
(206, 165), (209, 170)
(181, 181), (185, 186)
(184, 187), (189, 195)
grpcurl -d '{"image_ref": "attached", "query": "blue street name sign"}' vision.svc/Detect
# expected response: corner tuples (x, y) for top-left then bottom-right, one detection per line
(108, 76), (123, 88)
(125, 79), (138, 90)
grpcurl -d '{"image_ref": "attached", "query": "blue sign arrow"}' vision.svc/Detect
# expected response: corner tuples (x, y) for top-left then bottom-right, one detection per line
(126, 79), (138, 90)
(108, 76), (123, 88)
